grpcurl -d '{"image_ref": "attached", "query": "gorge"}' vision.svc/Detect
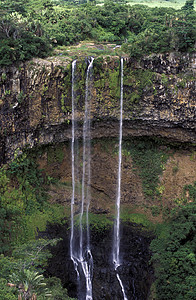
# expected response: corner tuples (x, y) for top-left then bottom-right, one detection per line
(0, 51), (195, 299)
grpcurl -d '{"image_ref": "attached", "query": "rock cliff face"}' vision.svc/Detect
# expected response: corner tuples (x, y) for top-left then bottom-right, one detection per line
(42, 222), (154, 300)
(0, 53), (195, 163)
(1, 53), (195, 300)
(36, 139), (196, 216)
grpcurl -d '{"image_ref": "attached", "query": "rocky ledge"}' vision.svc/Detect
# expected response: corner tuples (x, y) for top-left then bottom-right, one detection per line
(0, 52), (195, 163)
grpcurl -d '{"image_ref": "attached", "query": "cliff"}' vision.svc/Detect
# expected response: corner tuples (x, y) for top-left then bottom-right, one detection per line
(1, 53), (195, 299)
(0, 52), (195, 163)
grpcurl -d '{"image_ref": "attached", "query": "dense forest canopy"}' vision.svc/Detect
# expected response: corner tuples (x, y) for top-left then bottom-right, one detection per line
(0, 0), (195, 65)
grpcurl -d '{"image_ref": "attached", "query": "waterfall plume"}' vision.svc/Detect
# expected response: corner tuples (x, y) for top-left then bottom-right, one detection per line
(113, 57), (128, 300)
(70, 58), (94, 300)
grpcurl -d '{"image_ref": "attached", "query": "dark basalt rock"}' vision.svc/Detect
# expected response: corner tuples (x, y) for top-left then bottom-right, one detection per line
(0, 53), (195, 164)
(41, 222), (154, 300)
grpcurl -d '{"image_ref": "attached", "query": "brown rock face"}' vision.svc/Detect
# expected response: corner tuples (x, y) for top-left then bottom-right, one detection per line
(37, 140), (144, 213)
(36, 140), (196, 215)
(0, 53), (195, 163)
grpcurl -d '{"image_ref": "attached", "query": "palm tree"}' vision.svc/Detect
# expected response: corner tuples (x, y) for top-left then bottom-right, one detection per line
(9, 269), (51, 300)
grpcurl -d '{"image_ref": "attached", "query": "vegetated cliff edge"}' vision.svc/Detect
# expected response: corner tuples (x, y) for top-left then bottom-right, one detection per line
(0, 52), (195, 163)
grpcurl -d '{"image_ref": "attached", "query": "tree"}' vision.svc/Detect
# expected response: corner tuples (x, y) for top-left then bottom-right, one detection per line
(151, 202), (196, 299)
(0, 239), (60, 300)
(174, 16), (196, 52)
(0, 0), (28, 15)
(12, 239), (60, 271)
(0, 278), (17, 300)
(9, 269), (51, 300)
(181, 0), (195, 12)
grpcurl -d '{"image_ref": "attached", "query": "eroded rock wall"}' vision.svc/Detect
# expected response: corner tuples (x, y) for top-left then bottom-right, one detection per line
(0, 53), (195, 162)
(35, 139), (196, 215)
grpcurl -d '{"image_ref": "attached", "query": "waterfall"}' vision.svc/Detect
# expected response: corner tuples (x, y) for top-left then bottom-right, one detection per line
(70, 59), (78, 275)
(79, 57), (94, 300)
(113, 58), (128, 300)
(70, 58), (94, 300)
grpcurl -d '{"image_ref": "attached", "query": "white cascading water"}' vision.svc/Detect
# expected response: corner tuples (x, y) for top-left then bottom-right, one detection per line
(70, 59), (79, 277)
(70, 58), (94, 300)
(113, 57), (128, 300)
(79, 57), (94, 300)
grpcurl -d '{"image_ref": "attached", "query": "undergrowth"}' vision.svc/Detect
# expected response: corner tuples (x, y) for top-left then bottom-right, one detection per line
(73, 212), (113, 232)
(123, 138), (170, 201)
(0, 152), (67, 253)
(150, 202), (196, 299)
(120, 209), (155, 230)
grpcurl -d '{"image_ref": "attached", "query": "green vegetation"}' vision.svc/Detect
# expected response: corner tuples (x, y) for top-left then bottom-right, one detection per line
(150, 182), (196, 299)
(0, 0), (195, 65)
(150, 202), (196, 299)
(184, 181), (196, 200)
(0, 156), (42, 249)
(123, 67), (155, 112)
(0, 140), (195, 299)
(73, 212), (113, 232)
(97, 0), (195, 10)
(0, 239), (75, 299)
(47, 144), (64, 164)
(0, 151), (75, 299)
(45, 277), (76, 300)
(89, 213), (113, 231)
(121, 209), (156, 229)
(9, 269), (51, 299)
(123, 138), (169, 201)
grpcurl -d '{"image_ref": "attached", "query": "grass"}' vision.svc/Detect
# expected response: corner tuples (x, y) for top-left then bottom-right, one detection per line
(97, 0), (196, 10)
(24, 204), (67, 240)
(127, 0), (187, 10)
(121, 209), (156, 230)
(72, 212), (113, 231)
(54, 41), (127, 59)
(72, 210), (160, 233)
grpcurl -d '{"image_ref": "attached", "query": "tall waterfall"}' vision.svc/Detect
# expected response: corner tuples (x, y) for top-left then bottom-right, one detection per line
(79, 57), (94, 300)
(70, 59), (79, 276)
(70, 58), (94, 300)
(113, 58), (128, 300)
